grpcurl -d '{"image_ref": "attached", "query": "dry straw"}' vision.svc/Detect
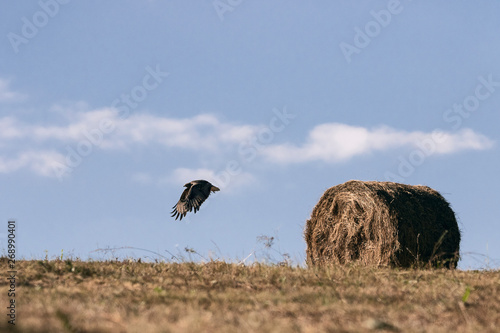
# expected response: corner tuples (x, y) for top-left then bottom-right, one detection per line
(305, 180), (460, 268)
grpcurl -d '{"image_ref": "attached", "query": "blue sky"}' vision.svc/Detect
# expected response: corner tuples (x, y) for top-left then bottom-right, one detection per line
(1, 1), (499, 269)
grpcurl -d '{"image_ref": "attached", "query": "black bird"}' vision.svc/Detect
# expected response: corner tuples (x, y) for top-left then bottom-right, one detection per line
(171, 180), (220, 220)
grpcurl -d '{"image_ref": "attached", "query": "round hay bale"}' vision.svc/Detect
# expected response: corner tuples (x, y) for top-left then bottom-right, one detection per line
(305, 180), (460, 268)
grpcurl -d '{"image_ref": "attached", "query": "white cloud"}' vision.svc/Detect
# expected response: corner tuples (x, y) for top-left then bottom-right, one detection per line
(430, 128), (495, 154)
(0, 105), (495, 179)
(111, 113), (260, 151)
(0, 107), (262, 179)
(3, 108), (260, 150)
(262, 123), (494, 164)
(0, 117), (25, 140)
(0, 150), (65, 177)
(0, 79), (26, 103)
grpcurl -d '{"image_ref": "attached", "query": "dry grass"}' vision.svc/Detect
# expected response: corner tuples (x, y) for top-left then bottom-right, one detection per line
(305, 180), (461, 268)
(1, 258), (499, 332)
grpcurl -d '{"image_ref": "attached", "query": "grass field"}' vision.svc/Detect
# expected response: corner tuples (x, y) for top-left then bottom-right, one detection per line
(1, 258), (499, 332)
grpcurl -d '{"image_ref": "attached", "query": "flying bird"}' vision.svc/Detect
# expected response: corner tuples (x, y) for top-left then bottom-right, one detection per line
(171, 180), (220, 220)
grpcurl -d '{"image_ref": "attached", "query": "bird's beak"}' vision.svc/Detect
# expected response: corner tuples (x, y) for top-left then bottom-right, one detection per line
(211, 186), (220, 192)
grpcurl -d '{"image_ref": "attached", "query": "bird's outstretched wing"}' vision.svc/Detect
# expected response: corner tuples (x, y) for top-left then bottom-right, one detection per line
(171, 186), (191, 220)
(171, 183), (212, 220)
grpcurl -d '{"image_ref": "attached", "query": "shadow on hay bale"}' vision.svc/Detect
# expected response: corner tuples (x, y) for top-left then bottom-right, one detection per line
(305, 180), (460, 268)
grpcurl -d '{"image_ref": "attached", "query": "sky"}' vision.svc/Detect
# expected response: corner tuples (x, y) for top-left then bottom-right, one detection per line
(1, 1), (499, 269)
